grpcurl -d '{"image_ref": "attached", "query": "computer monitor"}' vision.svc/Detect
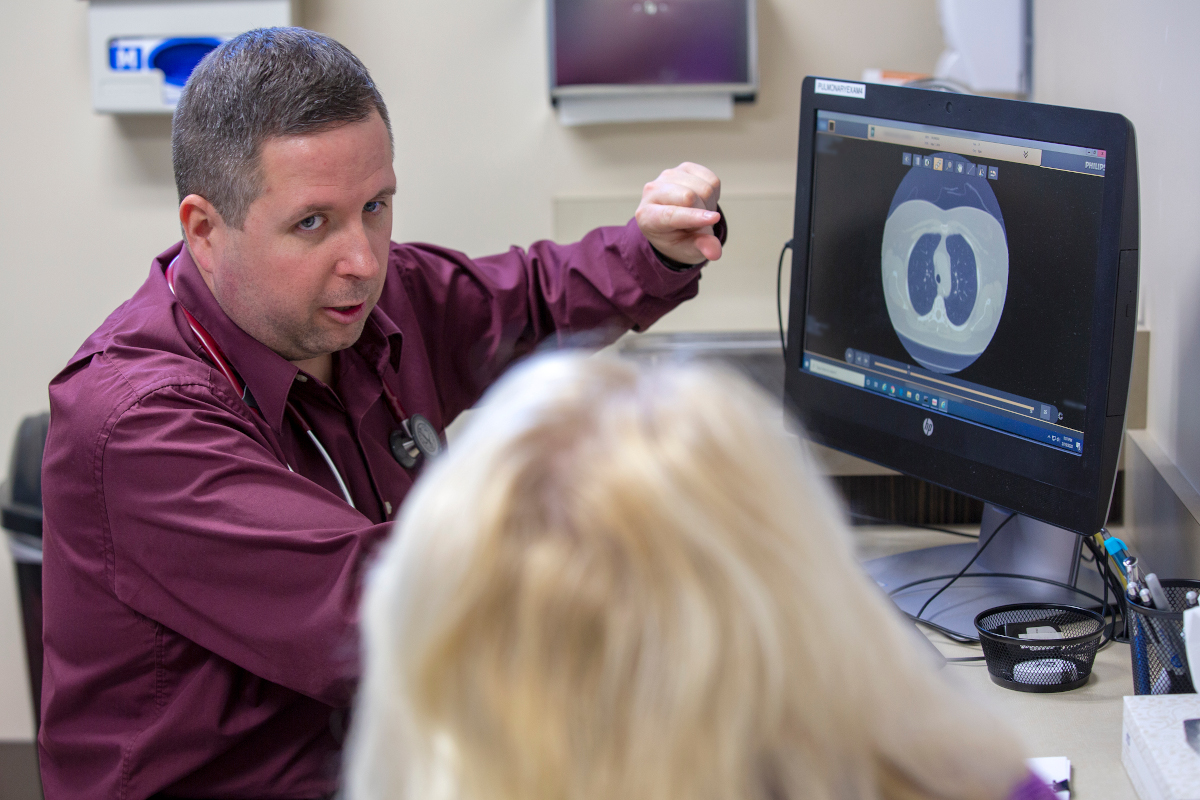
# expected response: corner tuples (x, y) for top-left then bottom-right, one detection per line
(783, 77), (1139, 639)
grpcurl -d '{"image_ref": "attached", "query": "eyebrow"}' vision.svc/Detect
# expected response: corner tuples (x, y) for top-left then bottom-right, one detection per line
(293, 187), (397, 217)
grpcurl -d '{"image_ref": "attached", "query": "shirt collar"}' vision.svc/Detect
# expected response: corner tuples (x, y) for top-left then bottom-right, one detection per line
(167, 246), (298, 433)
(358, 300), (405, 375)
(163, 245), (404, 432)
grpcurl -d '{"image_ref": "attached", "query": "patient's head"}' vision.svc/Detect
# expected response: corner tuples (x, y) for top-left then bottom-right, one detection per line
(347, 352), (1027, 800)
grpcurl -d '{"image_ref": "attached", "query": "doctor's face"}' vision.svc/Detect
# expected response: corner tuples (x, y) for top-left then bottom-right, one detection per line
(203, 111), (396, 364)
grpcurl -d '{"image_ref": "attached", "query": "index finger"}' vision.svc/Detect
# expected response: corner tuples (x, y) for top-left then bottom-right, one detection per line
(639, 203), (721, 233)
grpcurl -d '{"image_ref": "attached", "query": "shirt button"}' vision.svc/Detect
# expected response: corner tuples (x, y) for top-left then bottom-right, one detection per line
(384, 501), (393, 517)
(295, 374), (308, 383)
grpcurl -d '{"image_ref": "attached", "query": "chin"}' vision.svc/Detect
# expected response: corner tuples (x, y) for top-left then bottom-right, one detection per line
(326, 325), (369, 354)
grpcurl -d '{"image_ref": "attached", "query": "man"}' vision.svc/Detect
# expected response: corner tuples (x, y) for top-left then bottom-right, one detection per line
(39, 27), (723, 800)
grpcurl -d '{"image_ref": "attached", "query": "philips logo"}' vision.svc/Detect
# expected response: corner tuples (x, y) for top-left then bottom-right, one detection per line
(1085, 161), (1105, 172)
(922, 418), (934, 437)
(814, 79), (866, 99)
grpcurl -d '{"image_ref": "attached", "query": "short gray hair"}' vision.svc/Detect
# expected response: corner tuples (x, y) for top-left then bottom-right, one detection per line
(172, 27), (392, 229)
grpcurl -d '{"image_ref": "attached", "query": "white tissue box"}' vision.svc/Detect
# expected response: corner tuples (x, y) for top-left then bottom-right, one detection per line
(1123, 695), (1200, 800)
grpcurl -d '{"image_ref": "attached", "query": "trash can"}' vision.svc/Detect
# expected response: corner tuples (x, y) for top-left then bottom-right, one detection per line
(2, 412), (50, 725)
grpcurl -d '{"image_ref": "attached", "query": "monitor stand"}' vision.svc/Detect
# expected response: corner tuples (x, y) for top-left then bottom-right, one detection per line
(863, 504), (1108, 640)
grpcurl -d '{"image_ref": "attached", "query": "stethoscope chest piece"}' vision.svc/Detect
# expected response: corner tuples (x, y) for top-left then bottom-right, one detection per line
(390, 414), (441, 469)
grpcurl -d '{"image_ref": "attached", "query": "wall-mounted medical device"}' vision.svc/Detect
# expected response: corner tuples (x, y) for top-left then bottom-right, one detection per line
(548, 0), (758, 126)
(934, 0), (1031, 97)
(88, 0), (294, 114)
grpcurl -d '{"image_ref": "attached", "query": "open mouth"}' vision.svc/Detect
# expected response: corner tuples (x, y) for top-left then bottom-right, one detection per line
(325, 302), (366, 321)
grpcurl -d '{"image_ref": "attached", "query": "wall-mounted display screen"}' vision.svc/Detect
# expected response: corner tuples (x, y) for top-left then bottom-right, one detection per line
(549, 0), (756, 97)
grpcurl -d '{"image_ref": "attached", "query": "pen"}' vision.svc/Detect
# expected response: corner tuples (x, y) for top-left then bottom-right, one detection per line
(1125, 556), (1142, 585)
(1146, 573), (1171, 610)
(1143, 573), (1188, 677)
(1105, 535), (1132, 577)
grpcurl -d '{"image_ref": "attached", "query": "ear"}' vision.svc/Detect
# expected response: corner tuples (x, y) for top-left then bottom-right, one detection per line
(179, 194), (226, 284)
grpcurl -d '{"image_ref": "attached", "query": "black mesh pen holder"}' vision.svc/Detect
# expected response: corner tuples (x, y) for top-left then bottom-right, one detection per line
(974, 604), (1104, 693)
(1127, 578), (1200, 695)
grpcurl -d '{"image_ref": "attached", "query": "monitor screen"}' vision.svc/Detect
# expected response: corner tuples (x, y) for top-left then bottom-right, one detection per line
(785, 79), (1138, 538)
(801, 111), (1107, 459)
(549, 0), (756, 94)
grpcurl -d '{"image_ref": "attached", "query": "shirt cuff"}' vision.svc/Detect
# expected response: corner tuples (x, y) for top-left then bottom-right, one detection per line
(652, 205), (728, 271)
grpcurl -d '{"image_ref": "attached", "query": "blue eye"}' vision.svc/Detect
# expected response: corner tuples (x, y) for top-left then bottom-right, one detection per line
(364, 201), (383, 213)
(298, 215), (324, 231)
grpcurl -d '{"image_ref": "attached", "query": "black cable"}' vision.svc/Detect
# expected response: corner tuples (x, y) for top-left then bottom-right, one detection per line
(1084, 535), (1116, 648)
(893, 571), (1113, 608)
(889, 527), (1124, 650)
(915, 511), (1017, 621)
(906, 614), (979, 644)
(1082, 533), (1127, 645)
(896, 571), (1123, 644)
(776, 239), (795, 356)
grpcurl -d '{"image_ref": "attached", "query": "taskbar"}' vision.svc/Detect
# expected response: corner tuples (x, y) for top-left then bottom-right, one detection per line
(802, 351), (1084, 457)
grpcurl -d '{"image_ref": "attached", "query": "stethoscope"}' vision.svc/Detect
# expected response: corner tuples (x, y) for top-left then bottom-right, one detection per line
(165, 255), (441, 510)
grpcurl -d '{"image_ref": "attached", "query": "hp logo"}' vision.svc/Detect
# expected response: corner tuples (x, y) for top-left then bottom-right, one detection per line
(922, 418), (934, 437)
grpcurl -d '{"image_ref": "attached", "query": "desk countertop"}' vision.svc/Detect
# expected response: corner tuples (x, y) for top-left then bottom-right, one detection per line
(853, 525), (1138, 800)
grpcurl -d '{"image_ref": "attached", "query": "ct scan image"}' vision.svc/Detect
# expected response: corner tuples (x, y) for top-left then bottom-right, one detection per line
(881, 153), (1009, 374)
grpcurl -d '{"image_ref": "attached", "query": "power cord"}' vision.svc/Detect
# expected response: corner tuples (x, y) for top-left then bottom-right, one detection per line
(897, 570), (1120, 645)
(1082, 533), (1126, 646)
(776, 239), (796, 356)
(915, 511), (1017, 621)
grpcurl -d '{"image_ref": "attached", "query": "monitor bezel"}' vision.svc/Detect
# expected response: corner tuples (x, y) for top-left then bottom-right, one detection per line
(784, 77), (1138, 535)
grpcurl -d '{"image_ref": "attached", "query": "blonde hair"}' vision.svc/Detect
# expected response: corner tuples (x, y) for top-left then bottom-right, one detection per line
(346, 352), (1028, 800)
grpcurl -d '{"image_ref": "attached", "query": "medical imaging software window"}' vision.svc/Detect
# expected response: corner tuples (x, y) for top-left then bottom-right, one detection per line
(801, 111), (1108, 456)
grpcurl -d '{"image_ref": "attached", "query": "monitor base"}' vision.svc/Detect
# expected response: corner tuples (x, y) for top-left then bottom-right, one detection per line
(863, 504), (1110, 640)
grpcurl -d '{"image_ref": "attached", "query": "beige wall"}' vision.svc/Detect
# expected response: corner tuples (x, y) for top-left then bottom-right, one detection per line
(1033, 3), (1200, 499)
(0, 0), (944, 744)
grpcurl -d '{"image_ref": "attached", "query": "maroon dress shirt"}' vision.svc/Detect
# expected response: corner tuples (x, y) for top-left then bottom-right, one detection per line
(39, 221), (704, 800)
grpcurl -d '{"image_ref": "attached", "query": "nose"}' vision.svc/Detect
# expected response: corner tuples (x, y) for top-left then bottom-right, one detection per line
(335, 223), (381, 281)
